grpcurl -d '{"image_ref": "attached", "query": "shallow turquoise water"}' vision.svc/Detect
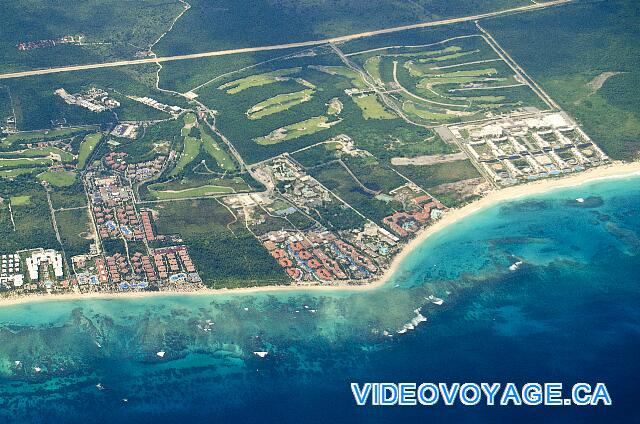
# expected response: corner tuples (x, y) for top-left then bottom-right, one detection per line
(1, 176), (639, 423)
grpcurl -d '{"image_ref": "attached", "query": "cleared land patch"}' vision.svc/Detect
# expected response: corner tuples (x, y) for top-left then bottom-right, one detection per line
(37, 170), (77, 187)
(170, 135), (200, 176)
(77, 133), (102, 169)
(310, 65), (367, 88)
(199, 128), (236, 171)
(352, 94), (397, 120)
(219, 68), (301, 94)
(255, 116), (340, 145)
(10, 195), (31, 206)
(148, 176), (249, 199)
(247, 89), (314, 120)
(391, 152), (468, 165)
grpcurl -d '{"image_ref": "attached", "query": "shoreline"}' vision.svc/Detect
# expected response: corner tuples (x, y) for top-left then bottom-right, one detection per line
(2, 161), (639, 308)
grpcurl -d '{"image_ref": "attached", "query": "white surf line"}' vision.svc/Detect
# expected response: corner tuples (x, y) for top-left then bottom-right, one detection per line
(0, 0), (573, 80)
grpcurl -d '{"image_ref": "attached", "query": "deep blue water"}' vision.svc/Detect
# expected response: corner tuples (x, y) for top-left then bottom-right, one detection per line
(1, 176), (639, 424)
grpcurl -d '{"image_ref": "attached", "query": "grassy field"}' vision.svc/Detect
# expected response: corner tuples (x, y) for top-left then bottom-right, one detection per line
(183, 113), (197, 126)
(312, 66), (368, 89)
(169, 116), (239, 176)
(484, 0), (640, 160)
(403, 101), (459, 122)
(37, 170), (77, 187)
(364, 56), (383, 83)
(351, 94), (397, 120)
(255, 116), (337, 145)
(219, 68), (302, 94)
(0, 146), (73, 161)
(199, 128), (236, 172)
(247, 89), (314, 120)
(148, 176), (249, 200)
(1, 126), (95, 148)
(327, 98), (343, 116)
(170, 135), (200, 177)
(0, 168), (40, 179)
(77, 133), (102, 169)
(149, 184), (236, 199)
(0, 157), (52, 168)
(10, 195), (31, 206)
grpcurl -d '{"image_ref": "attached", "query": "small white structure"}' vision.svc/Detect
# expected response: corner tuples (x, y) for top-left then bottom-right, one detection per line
(0, 253), (24, 287)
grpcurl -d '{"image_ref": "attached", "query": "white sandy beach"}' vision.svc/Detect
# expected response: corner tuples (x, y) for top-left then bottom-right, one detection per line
(2, 161), (640, 308)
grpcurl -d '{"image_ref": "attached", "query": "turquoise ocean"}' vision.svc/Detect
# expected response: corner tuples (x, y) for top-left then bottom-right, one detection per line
(0, 176), (639, 423)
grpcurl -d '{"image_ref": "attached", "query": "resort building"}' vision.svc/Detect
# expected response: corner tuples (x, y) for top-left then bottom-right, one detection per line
(25, 249), (64, 281)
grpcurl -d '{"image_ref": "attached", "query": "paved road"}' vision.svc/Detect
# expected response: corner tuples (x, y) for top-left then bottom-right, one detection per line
(0, 0), (571, 81)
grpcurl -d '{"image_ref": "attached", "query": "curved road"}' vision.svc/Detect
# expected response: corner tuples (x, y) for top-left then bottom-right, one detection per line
(0, 0), (571, 80)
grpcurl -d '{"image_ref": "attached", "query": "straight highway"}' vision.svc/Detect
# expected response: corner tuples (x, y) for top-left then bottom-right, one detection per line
(0, 0), (572, 80)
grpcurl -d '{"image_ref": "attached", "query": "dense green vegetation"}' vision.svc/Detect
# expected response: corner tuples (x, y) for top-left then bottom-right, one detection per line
(310, 161), (403, 223)
(1, 126), (96, 149)
(0, 181), (58, 253)
(49, 182), (87, 209)
(152, 198), (287, 287)
(190, 46), (456, 163)
(291, 143), (343, 168)
(102, 239), (127, 257)
(56, 208), (93, 259)
(394, 159), (480, 190)
(155, 0), (530, 56)
(0, 0), (184, 73)
(3, 66), (184, 131)
(485, 0), (640, 160)
(118, 119), (183, 163)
